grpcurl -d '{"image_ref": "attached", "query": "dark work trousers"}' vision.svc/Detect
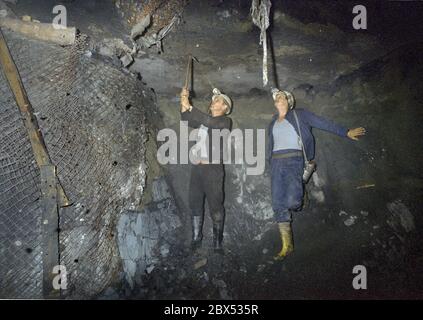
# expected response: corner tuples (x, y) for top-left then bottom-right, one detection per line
(189, 163), (225, 223)
(271, 156), (304, 222)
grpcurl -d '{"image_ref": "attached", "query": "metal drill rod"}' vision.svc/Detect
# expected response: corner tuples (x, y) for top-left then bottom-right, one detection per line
(184, 54), (192, 89)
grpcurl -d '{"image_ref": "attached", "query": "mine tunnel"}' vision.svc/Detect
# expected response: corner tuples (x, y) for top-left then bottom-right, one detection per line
(0, 0), (422, 300)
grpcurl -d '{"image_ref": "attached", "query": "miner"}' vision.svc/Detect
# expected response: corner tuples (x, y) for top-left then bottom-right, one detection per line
(180, 87), (232, 253)
(268, 89), (366, 260)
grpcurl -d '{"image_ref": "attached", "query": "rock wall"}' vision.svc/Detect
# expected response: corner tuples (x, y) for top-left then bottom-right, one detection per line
(132, 1), (423, 298)
(0, 30), (155, 298)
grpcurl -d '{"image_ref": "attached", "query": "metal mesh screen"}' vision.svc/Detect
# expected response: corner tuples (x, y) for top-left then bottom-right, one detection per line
(0, 30), (152, 298)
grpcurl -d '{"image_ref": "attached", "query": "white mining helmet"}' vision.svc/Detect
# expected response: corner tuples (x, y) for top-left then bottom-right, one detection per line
(212, 88), (232, 115)
(271, 88), (295, 110)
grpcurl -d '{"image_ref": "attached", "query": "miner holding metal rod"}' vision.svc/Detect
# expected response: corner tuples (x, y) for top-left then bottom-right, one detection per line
(269, 88), (366, 260)
(180, 57), (232, 253)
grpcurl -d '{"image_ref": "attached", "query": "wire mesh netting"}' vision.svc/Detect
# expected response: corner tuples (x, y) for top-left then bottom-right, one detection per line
(0, 30), (153, 298)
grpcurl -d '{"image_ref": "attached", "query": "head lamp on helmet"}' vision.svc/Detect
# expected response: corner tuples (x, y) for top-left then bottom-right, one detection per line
(271, 88), (295, 110)
(212, 88), (232, 115)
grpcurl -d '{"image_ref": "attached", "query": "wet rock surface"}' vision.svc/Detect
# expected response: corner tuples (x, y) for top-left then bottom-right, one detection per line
(0, 29), (155, 298)
(116, 177), (181, 290)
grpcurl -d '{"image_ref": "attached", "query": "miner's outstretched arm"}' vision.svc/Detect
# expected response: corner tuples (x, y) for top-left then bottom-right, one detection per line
(302, 109), (365, 140)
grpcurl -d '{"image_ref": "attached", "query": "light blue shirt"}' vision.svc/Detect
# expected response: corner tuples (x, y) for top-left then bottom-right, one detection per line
(272, 119), (301, 152)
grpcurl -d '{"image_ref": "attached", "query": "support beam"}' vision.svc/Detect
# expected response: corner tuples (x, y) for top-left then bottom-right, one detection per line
(40, 165), (60, 299)
(0, 17), (76, 46)
(0, 27), (69, 206)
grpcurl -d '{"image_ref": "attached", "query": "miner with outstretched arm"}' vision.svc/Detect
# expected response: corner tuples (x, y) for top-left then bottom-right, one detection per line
(268, 89), (366, 260)
(180, 87), (232, 253)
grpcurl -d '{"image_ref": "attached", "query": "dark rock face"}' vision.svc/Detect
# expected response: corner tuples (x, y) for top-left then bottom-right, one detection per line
(116, 177), (181, 292)
(132, 1), (423, 299)
(0, 30), (154, 298)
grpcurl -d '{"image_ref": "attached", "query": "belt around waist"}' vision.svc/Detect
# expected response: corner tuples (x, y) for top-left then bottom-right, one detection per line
(272, 151), (303, 159)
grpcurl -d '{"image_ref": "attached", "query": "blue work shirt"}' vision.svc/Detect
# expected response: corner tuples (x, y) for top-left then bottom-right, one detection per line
(272, 118), (302, 152)
(267, 107), (349, 162)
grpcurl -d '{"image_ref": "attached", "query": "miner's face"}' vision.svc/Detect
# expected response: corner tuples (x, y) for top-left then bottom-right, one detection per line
(274, 94), (289, 115)
(210, 97), (228, 116)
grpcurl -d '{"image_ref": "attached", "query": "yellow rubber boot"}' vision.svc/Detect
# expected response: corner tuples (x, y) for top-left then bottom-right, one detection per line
(274, 222), (294, 261)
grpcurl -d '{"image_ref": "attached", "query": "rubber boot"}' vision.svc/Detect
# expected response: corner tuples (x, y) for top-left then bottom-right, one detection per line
(212, 221), (224, 254)
(191, 215), (203, 250)
(274, 222), (294, 261)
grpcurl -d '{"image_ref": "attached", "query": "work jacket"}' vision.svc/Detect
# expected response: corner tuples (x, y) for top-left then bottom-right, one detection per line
(181, 107), (232, 164)
(268, 107), (349, 162)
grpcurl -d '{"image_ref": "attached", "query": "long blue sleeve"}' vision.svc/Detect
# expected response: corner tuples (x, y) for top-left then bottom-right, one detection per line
(301, 109), (349, 137)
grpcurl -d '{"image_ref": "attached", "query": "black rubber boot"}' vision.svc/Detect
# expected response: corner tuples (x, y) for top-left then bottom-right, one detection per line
(191, 215), (203, 250)
(212, 221), (224, 254)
